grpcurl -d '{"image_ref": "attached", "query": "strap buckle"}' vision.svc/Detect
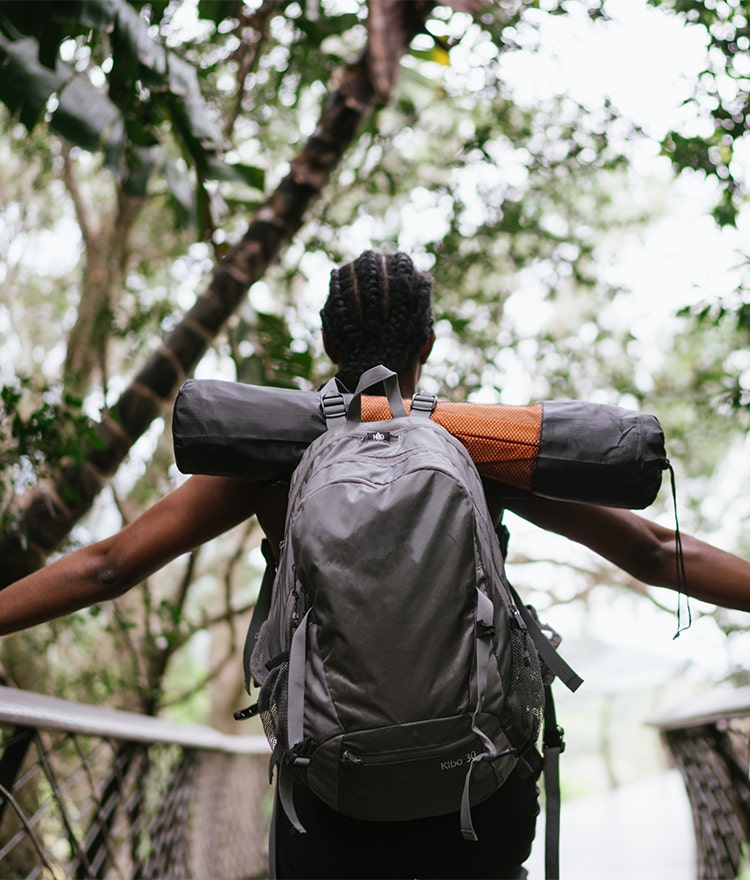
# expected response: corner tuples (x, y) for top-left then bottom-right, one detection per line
(411, 391), (437, 414)
(322, 392), (346, 421)
(233, 703), (259, 721)
(544, 724), (566, 754)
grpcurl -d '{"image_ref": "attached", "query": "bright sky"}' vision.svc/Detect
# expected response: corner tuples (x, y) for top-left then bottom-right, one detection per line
(500, 0), (745, 340)
(488, 0), (750, 679)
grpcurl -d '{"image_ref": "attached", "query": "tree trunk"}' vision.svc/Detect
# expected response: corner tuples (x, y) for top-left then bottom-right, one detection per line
(0, 1), (435, 586)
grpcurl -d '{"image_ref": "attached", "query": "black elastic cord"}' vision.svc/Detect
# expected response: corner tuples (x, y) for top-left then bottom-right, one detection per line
(668, 462), (692, 639)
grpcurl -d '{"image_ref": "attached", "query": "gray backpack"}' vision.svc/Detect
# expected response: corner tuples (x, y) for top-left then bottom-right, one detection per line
(237, 365), (581, 865)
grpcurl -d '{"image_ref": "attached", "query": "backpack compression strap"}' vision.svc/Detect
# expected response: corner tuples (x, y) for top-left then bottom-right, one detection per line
(509, 586), (583, 694)
(277, 607), (314, 835)
(542, 683), (564, 880)
(234, 538), (278, 721)
(507, 584), (582, 880)
(460, 589), (512, 841)
(243, 538), (277, 691)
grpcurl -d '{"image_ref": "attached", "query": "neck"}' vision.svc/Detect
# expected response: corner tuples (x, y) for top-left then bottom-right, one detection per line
(336, 363), (422, 398)
(396, 372), (418, 398)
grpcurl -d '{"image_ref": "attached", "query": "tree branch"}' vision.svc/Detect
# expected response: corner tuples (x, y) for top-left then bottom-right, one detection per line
(0, 0), (436, 585)
(60, 141), (95, 251)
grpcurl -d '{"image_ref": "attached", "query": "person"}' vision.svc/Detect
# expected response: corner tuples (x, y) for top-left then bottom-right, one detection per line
(1, 250), (750, 879)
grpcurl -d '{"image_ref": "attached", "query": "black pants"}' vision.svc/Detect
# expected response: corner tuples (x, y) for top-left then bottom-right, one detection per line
(274, 768), (539, 879)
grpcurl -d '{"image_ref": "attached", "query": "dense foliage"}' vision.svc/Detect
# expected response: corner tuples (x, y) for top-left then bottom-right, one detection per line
(0, 0), (747, 718)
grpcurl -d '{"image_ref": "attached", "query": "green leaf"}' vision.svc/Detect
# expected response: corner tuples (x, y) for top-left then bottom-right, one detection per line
(409, 46), (451, 66)
(164, 157), (195, 217)
(197, 0), (241, 26)
(294, 12), (363, 45)
(0, 34), (73, 127)
(202, 156), (265, 189)
(110, 0), (167, 83)
(0, 30), (127, 169)
(54, 70), (124, 154)
(50, 0), (120, 32)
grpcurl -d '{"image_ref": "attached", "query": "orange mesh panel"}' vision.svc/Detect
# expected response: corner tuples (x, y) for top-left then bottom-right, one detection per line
(360, 398), (542, 492)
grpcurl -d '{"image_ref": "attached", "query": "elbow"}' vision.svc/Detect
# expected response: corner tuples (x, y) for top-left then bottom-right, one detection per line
(88, 546), (133, 601)
(627, 536), (676, 588)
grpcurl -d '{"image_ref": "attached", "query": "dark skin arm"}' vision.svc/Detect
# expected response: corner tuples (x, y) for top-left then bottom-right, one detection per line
(1, 475), (749, 636)
(0, 475), (284, 635)
(505, 495), (750, 612)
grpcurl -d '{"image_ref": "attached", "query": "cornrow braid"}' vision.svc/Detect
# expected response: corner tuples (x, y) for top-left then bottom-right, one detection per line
(320, 250), (434, 391)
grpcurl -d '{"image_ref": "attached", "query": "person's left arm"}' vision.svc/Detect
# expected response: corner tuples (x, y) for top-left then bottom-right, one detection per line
(505, 496), (750, 613)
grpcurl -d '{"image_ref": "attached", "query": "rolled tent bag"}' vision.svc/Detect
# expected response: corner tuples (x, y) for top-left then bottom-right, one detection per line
(172, 378), (668, 509)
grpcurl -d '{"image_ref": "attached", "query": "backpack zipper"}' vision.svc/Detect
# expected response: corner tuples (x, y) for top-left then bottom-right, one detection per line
(340, 734), (512, 768)
(289, 578), (306, 638)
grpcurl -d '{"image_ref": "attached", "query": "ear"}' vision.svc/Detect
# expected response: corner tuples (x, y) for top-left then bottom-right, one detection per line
(323, 331), (339, 365)
(419, 329), (436, 365)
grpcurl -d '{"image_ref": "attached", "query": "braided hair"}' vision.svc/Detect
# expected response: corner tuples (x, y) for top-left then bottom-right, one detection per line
(320, 250), (434, 391)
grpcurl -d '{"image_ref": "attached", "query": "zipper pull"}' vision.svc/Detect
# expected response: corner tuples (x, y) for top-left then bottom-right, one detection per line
(511, 606), (528, 631)
(291, 585), (300, 629)
(341, 750), (364, 765)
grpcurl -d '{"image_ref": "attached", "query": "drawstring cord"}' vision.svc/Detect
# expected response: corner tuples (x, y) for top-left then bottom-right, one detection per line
(668, 462), (692, 638)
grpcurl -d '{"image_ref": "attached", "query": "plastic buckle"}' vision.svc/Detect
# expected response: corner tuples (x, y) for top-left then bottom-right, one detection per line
(411, 391), (437, 413)
(233, 704), (259, 721)
(322, 393), (346, 421)
(477, 621), (496, 640)
(545, 725), (566, 754)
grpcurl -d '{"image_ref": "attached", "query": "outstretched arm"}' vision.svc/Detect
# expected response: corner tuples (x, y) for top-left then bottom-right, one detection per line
(0, 475), (262, 635)
(505, 496), (750, 613)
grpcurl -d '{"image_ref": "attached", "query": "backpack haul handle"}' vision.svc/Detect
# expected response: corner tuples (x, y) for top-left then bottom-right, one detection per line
(321, 365), (408, 427)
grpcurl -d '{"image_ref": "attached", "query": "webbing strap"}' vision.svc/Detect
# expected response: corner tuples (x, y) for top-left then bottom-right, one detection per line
(510, 586), (583, 693)
(276, 607), (312, 835)
(505, 581), (576, 880)
(410, 390), (437, 418)
(460, 589), (497, 842)
(268, 786), (280, 879)
(287, 608), (310, 753)
(320, 377), (347, 432)
(242, 539), (277, 692)
(278, 761), (305, 835)
(543, 684), (563, 880)
(348, 365), (407, 423)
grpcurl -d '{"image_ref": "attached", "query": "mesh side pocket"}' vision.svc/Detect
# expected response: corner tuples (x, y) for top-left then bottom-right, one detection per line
(257, 653), (290, 767)
(250, 619), (272, 686)
(500, 627), (544, 752)
(249, 619), (290, 765)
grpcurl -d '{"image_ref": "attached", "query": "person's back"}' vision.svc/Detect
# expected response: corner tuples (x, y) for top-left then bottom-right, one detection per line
(270, 251), (540, 880)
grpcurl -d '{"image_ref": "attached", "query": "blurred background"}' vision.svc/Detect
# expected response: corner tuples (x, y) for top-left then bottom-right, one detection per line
(0, 1), (748, 875)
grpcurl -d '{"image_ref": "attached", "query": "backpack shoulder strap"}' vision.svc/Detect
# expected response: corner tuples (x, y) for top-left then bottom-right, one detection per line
(506, 586), (579, 880)
(411, 390), (437, 417)
(542, 682), (564, 880)
(241, 538), (277, 694)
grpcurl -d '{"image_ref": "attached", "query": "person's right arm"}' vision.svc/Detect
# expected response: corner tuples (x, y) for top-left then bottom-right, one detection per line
(0, 475), (258, 635)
